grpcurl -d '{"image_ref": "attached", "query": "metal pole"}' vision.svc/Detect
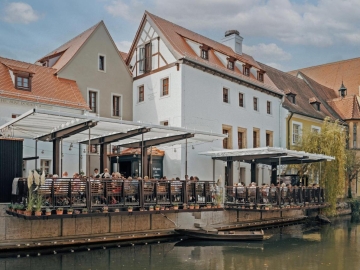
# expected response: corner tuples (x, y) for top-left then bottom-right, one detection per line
(117, 156), (119, 172)
(35, 139), (38, 170)
(319, 161), (321, 185)
(141, 133), (144, 177)
(278, 157), (281, 183)
(212, 158), (215, 184)
(150, 146), (153, 178)
(88, 126), (91, 177)
(60, 138), (63, 176)
(78, 143), (81, 174)
(185, 139), (188, 177)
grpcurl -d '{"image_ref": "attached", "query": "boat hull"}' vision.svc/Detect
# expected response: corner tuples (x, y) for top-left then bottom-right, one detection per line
(175, 229), (264, 241)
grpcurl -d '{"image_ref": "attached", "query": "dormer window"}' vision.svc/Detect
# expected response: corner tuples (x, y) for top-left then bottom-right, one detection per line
(286, 93), (296, 104)
(243, 65), (250, 76)
(339, 82), (347, 97)
(257, 71), (264, 82)
(309, 98), (321, 111)
(200, 44), (210, 60)
(15, 73), (32, 91)
(201, 49), (208, 60)
(227, 61), (234, 70)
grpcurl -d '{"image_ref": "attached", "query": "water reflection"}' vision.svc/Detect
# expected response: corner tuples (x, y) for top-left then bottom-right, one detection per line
(1, 216), (359, 270)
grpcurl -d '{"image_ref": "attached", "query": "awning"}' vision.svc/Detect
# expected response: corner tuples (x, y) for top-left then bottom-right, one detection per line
(199, 147), (335, 165)
(0, 108), (225, 145)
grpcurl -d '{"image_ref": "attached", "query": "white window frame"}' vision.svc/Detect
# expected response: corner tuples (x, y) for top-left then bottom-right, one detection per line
(160, 120), (169, 126)
(239, 92), (245, 108)
(223, 87), (230, 104)
(253, 97), (259, 112)
(266, 100), (272, 115)
(160, 77), (170, 98)
(137, 85), (145, 103)
(40, 159), (51, 175)
(311, 125), (321, 133)
(111, 93), (123, 119)
(98, 53), (106, 73)
(292, 121), (303, 145)
(87, 88), (100, 114)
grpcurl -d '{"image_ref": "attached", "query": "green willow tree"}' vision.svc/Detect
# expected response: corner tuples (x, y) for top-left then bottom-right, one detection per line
(345, 149), (360, 198)
(292, 118), (346, 216)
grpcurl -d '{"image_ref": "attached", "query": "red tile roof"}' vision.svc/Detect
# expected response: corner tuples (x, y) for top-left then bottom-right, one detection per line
(259, 62), (343, 122)
(119, 51), (128, 61)
(289, 57), (360, 96)
(327, 95), (360, 120)
(0, 57), (89, 110)
(128, 12), (282, 96)
(37, 21), (102, 72)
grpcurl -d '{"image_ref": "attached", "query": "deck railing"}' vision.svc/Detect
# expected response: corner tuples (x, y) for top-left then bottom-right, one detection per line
(225, 186), (325, 207)
(14, 178), (219, 211)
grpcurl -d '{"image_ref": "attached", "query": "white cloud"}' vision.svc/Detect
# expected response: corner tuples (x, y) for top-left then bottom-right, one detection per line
(3, 2), (39, 24)
(106, 0), (360, 48)
(243, 43), (291, 62)
(115, 40), (132, 52)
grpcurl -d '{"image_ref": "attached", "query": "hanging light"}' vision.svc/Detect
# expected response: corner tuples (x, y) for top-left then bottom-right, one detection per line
(192, 145), (195, 150)
(41, 150), (44, 154)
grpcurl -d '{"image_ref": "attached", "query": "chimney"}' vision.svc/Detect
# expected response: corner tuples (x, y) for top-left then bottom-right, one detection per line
(221, 30), (243, 55)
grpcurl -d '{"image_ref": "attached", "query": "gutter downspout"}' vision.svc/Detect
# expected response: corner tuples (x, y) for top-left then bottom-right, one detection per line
(287, 112), (294, 149)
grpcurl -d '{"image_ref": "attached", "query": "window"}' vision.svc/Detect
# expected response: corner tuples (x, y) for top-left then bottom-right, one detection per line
(287, 94), (296, 104)
(312, 126), (321, 133)
(11, 114), (20, 119)
(253, 128), (260, 148)
(222, 125), (232, 149)
(354, 124), (357, 148)
(40, 160), (51, 175)
(266, 131), (273, 147)
(162, 78), (169, 96)
(253, 97), (258, 111)
(98, 55), (105, 71)
(139, 43), (152, 73)
(160, 120), (169, 126)
(15, 75), (31, 90)
(201, 49), (209, 60)
(138, 85), (144, 102)
(113, 95), (121, 117)
(238, 127), (247, 149)
(315, 103), (320, 111)
(227, 61), (234, 70)
(267, 101), (271, 114)
(223, 88), (229, 103)
(243, 66), (250, 76)
(89, 91), (97, 113)
(258, 71), (264, 82)
(239, 93), (244, 107)
(292, 123), (302, 144)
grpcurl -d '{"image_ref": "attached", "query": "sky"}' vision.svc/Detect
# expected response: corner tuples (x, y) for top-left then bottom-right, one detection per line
(0, 0), (359, 71)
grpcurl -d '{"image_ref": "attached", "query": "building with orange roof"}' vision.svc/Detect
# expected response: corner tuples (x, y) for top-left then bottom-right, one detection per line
(36, 21), (133, 121)
(0, 56), (89, 176)
(125, 11), (287, 185)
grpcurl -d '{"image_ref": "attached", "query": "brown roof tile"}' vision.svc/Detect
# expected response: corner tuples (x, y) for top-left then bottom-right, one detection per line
(259, 62), (343, 121)
(289, 57), (360, 96)
(0, 57), (89, 110)
(37, 21), (102, 72)
(119, 51), (128, 61)
(327, 96), (360, 120)
(136, 12), (282, 96)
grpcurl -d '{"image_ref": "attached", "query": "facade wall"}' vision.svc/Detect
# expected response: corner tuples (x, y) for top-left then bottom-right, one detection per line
(58, 23), (133, 120)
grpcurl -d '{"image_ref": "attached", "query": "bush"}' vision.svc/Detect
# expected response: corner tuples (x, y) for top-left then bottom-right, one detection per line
(350, 199), (360, 221)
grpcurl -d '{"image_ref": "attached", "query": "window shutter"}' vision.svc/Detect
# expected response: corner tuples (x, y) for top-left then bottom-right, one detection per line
(139, 47), (145, 72)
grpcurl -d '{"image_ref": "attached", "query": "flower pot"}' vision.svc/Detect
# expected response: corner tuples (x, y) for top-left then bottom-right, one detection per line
(67, 211), (73, 215)
(206, 205), (211, 209)
(217, 204), (221, 208)
(173, 206), (179, 210)
(189, 206), (194, 209)
(24, 210), (32, 216)
(265, 207), (269, 210)
(74, 210), (80, 214)
(195, 205), (200, 209)
(35, 211), (42, 216)
(56, 210), (63, 215)
(128, 209), (133, 212)
(155, 207), (160, 211)
(114, 209), (120, 212)
(45, 211), (51, 216)
(149, 208), (154, 211)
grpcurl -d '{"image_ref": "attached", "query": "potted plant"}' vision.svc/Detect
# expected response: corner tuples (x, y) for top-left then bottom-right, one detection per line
(173, 203), (179, 210)
(155, 205), (160, 211)
(25, 191), (34, 216)
(7, 204), (13, 212)
(139, 208), (144, 211)
(160, 205), (165, 211)
(45, 208), (52, 216)
(82, 208), (88, 214)
(102, 206), (109, 213)
(182, 203), (187, 209)
(67, 208), (74, 215)
(114, 208), (120, 212)
(189, 203), (195, 209)
(74, 210), (80, 214)
(206, 203), (211, 209)
(149, 205), (154, 211)
(56, 208), (63, 215)
(34, 193), (44, 216)
(194, 204), (200, 209)
(128, 206), (133, 212)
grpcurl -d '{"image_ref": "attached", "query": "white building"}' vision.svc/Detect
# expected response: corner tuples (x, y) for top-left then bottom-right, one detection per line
(125, 12), (287, 185)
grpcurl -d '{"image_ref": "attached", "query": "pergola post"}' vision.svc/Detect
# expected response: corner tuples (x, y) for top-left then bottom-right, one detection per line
(35, 139), (38, 170)
(226, 160), (233, 186)
(142, 147), (148, 178)
(52, 138), (60, 175)
(271, 162), (277, 185)
(251, 162), (256, 184)
(100, 143), (108, 173)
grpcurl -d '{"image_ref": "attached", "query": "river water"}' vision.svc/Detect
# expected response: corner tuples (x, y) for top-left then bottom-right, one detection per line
(0, 216), (359, 270)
